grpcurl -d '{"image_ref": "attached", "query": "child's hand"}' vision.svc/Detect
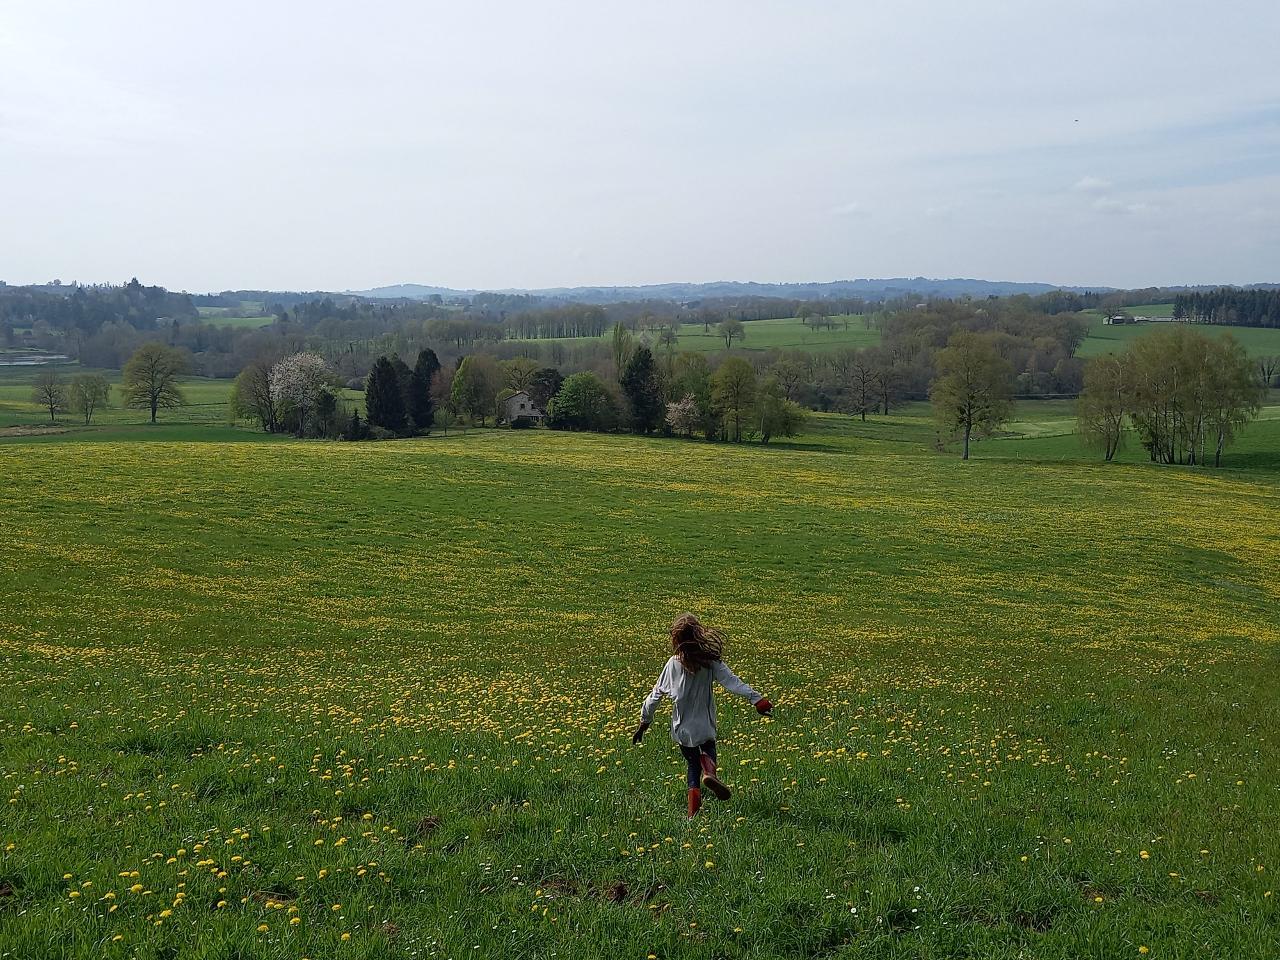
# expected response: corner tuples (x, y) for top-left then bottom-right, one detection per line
(755, 697), (773, 716)
(631, 722), (650, 744)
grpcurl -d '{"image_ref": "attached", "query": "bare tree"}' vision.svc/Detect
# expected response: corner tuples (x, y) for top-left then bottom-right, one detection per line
(68, 373), (111, 425)
(31, 369), (66, 422)
(1259, 355), (1279, 389)
(769, 358), (806, 401)
(867, 347), (902, 416)
(718, 318), (745, 350)
(1076, 355), (1129, 461)
(831, 348), (876, 421)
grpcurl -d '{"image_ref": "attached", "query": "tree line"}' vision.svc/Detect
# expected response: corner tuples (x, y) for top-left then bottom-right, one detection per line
(28, 342), (190, 425)
(48, 324), (1267, 467)
(1076, 327), (1264, 465)
(1173, 289), (1280, 328)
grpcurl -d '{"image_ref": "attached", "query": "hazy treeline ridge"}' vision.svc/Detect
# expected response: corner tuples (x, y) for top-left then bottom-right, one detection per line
(0, 279), (1239, 403)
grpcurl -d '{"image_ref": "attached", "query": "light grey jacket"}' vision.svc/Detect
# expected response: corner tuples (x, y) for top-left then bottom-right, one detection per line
(641, 656), (762, 747)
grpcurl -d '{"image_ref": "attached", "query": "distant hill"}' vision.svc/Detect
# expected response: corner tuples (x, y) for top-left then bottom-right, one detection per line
(348, 277), (1113, 303)
(343, 283), (467, 300)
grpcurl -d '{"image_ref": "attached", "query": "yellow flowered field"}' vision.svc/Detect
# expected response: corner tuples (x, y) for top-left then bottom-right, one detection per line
(0, 431), (1277, 959)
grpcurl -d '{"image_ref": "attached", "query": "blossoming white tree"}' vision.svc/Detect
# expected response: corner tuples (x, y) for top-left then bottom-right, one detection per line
(269, 352), (331, 436)
(665, 394), (700, 438)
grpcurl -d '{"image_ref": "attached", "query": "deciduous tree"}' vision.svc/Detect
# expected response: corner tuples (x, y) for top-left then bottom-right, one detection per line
(1076, 354), (1129, 461)
(930, 332), (1013, 460)
(718, 318), (745, 350)
(503, 356), (540, 393)
(1259, 354), (1279, 389)
(610, 323), (635, 377)
(546, 372), (617, 431)
(1204, 335), (1264, 466)
(230, 360), (277, 432)
(269, 352), (332, 437)
(756, 377), (808, 443)
(526, 367), (564, 411)
(31, 369), (66, 422)
(451, 354), (503, 425)
(867, 347), (902, 416)
(712, 356), (756, 442)
(121, 343), (189, 423)
(665, 394), (700, 437)
(67, 373), (110, 426)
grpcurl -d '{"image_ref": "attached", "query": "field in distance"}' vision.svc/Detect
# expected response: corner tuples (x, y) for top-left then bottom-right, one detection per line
(196, 304), (274, 329)
(504, 308), (1280, 361)
(1077, 309), (1280, 359)
(3, 362), (1278, 469)
(508, 315), (880, 354)
(0, 423), (1277, 959)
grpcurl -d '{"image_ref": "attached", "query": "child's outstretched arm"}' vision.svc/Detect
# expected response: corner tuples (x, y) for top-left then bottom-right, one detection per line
(634, 666), (669, 743)
(713, 661), (773, 715)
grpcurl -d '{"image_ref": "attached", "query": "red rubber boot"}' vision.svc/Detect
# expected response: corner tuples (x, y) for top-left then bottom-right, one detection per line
(687, 787), (701, 818)
(700, 754), (731, 801)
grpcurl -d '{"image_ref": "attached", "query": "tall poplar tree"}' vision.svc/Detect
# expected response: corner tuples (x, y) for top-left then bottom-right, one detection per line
(408, 348), (440, 432)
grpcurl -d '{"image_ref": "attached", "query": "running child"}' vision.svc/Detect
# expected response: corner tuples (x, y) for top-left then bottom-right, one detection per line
(631, 613), (773, 817)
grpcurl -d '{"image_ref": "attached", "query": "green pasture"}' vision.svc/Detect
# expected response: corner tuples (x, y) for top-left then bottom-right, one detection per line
(0, 366), (235, 434)
(507, 316), (879, 356)
(1, 384), (1278, 958)
(509, 308), (1279, 366)
(1112, 303), (1176, 319)
(196, 304), (274, 329)
(782, 394), (1280, 472)
(1077, 316), (1280, 359)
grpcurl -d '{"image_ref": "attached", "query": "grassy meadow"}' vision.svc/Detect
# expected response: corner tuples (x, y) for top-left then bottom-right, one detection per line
(505, 309), (1280, 363)
(196, 305), (274, 329)
(1, 377), (1279, 959)
(0, 367), (237, 439)
(1078, 318), (1280, 359)
(507, 316), (879, 356)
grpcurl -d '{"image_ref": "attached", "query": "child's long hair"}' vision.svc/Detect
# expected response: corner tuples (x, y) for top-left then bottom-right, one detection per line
(671, 613), (723, 673)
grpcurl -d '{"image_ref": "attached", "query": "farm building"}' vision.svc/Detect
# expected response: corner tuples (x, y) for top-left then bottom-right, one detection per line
(500, 391), (544, 425)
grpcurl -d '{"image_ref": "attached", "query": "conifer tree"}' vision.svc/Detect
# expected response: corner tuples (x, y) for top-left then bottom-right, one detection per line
(621, 345), (663, 433)
(408, 348), (440, 432)
(365, 356), (407, 433)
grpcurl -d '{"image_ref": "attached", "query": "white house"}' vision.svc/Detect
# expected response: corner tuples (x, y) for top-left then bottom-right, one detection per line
(501, 390), (544, 424)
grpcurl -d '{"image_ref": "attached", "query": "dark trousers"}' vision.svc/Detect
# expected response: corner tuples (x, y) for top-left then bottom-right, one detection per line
(680, 740), (717, 788)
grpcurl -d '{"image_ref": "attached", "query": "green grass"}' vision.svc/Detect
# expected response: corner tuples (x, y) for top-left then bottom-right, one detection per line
(507, 316), (879, 356)
(196, 312), (275, 329)
(1123, 303), (1175, 318)
(196, 304), (274, 329)
(1078, 314), (1280, 359)
(0, 366), (237, 434)
(785, 394), (1280, 472)
(1, 406), (1278, 958)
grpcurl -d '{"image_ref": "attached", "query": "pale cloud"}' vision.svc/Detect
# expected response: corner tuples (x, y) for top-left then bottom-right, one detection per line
(829, 201), (869, 218)
(1, 1), (1278, 291)
(1073, 176), (1113, 194)
(924, 202), (960, 220)
(1092, 198), (1158, 216)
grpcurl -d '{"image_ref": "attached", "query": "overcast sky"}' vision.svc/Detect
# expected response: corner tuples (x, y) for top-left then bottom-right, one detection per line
(2, 1), (1279, 293)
